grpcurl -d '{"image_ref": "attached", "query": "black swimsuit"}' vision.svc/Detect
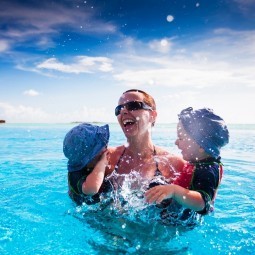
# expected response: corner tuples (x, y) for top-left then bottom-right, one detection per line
(68, 146), (166, 207)
(114, 145), (161, 177)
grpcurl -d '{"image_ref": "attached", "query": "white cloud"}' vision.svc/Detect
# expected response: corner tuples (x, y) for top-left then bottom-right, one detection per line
(0, 1), (117, 51)
(114, 66), (239, 88)
(149, 38), (172, 54)
(16, 63), (60, 78)
(37, 56), (113, 74)
(23, 89), (40, 96)
(36, 36), (55, 48)
(0, 40), (10, 52)
(54, 106), (113, 123)
(111, 29), (255, 89)
(0, 102), (114, 123)
(232, 0), (255, 15)
(0, 102), (49, 123)
(162, 91), (200, 100)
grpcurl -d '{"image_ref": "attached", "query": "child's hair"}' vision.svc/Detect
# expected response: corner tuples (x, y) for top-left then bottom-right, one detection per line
(63, 123), (109, 172)
(178, 107), (229, 158)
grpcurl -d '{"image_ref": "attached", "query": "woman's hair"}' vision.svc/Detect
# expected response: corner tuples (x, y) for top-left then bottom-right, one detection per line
(123, 89), (156, 110)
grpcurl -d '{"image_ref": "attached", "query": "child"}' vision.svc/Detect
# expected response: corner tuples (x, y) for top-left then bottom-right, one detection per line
(63, 123), (110, 205)
(145, 107), (229, 216)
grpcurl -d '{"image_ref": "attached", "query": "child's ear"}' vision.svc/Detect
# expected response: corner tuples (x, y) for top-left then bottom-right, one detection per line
(199, 147), (205, 153)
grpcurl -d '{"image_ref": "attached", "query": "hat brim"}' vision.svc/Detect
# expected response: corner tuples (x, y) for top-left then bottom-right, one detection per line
(80, 124), (110, 167)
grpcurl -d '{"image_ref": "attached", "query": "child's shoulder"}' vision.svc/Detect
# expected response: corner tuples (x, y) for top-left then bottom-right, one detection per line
(194, 159), (223, 178)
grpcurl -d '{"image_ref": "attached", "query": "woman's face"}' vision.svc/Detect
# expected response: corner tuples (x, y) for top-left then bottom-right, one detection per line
(116, 91), (156, 138)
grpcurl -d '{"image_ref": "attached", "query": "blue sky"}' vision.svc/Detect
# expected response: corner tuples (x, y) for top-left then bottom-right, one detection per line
(0, 0), (255, 124)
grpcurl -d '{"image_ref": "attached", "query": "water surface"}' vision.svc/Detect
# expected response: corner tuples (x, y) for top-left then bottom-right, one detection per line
(0, 123), (254, 254)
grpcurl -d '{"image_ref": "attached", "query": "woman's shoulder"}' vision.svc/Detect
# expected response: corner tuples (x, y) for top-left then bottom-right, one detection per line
(107, 145), (124, 154)
(154, 145), (180, 158)
(107, 145), (125, 164)
(154, 146), (186, 171)
(105, 145), (125, 175)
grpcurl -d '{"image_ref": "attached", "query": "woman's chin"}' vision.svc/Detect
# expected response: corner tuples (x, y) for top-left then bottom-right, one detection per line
(122, 123), (137, 135)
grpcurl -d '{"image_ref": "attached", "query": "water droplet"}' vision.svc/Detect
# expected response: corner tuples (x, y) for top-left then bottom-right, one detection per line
(166, 15), (174, 22)
(136, 244), (141, 250)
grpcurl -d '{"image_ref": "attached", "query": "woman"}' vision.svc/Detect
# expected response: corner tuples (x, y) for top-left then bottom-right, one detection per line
(70, 90), (188, 229)
(105, 89), (185, 188)
(79, 89), (185, 197)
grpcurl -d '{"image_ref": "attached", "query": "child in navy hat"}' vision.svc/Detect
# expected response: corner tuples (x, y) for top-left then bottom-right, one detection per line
(63, 123), (110, 205)
(145, 107), (229, 219)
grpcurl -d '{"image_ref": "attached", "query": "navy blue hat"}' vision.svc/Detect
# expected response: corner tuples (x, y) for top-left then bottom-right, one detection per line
(63, 123), (109, 172)
(178, 107), (229, 158)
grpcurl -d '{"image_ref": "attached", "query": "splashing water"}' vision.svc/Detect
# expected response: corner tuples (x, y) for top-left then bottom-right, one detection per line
(70, 164), (253, 253)
(68, 169), (203, 253)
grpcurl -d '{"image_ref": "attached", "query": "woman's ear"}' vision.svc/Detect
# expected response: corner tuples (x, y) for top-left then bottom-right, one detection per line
(151, 110), (157, 126)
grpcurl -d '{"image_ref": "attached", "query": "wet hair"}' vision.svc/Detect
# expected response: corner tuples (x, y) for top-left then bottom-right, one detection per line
(123, 89), (156, 110)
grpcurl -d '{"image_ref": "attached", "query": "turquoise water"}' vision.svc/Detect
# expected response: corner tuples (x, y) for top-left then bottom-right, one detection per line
(0, 123), (255, 254)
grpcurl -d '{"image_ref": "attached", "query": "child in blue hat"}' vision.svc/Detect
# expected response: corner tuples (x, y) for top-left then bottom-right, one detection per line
(63, 123), (110, 205)
(145, 107), (229, 218)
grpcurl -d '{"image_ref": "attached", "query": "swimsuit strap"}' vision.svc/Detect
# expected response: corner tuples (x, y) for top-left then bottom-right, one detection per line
(114, 145), (160, 175)
(153, 146), (162, 176)
(114, 146), (126, 172)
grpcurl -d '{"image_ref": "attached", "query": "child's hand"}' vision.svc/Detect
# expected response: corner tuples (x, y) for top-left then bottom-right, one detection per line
(83, 150), (109, 195)
(145, 185), (175, 204)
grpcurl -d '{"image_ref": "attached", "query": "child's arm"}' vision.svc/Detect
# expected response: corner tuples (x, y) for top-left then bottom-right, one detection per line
(145, 184), (205, 212)
(82, 151), (108, 196)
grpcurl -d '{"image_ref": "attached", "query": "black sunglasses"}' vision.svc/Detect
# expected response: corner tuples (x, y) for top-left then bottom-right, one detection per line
(115, 101), (152, 116)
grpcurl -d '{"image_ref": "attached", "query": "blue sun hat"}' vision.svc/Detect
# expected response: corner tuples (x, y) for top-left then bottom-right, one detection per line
(63, 123), (109, 172)
(178, 107), (229, 158)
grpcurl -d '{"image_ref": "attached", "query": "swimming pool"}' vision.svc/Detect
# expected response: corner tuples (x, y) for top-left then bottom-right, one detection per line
(0, 123), (254, 254)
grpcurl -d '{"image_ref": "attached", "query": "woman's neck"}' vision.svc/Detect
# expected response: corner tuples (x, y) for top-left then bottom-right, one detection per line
(125, 137), (154, 155)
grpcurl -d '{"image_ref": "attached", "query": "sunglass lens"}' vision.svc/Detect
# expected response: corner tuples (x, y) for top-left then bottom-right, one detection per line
(126, 101), (142, 111)
(115, 105), (120, 116)
(115, 101), (150, 116)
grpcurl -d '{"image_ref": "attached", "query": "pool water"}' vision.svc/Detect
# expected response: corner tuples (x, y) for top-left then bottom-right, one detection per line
(0, 123), (254, 254)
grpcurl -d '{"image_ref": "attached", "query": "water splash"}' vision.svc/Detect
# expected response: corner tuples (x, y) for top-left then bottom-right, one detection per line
(67, 169), (204, 253)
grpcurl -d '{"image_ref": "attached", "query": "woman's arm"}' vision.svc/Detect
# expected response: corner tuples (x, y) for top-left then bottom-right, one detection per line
(82, 151), (108, 195)
(145, 184), (205, 212)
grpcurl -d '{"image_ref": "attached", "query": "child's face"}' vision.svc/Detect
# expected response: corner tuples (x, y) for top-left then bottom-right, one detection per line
(175, 121), (206, 161)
